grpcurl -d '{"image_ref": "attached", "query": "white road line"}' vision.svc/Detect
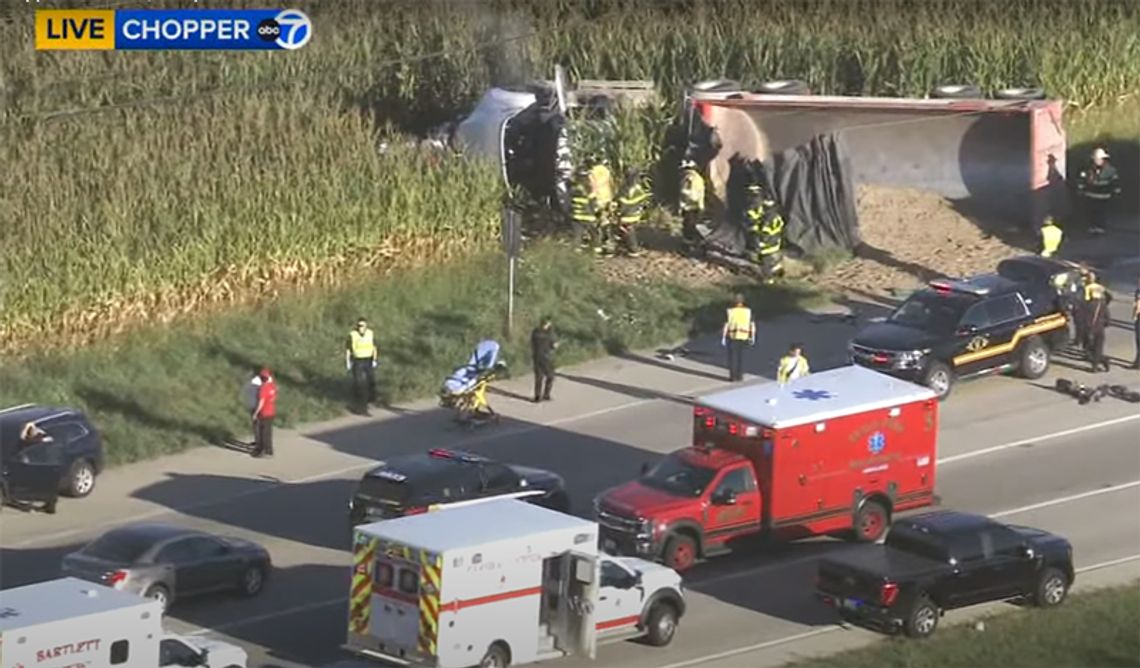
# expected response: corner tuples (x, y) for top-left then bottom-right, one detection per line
(990, 480), (1140, 518)
(183, 482), (1140, 638)
(937, 413), (1140, 465)
(653, 553), (1140, 668)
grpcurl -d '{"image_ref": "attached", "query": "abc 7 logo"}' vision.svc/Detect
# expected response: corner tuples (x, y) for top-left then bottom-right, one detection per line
(256, 9), (311, 50)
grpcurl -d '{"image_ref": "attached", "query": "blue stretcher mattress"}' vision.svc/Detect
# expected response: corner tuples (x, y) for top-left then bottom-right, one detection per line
(441, 340), (501, 396)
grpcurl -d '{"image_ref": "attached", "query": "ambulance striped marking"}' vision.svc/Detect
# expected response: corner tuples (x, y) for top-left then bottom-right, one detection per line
(417, 550), (443, 656)
(951, 314), (1067, 366)
(349, 536), (377, 635)
(441, 586), (544, 613)
(596, 614), (641, 631)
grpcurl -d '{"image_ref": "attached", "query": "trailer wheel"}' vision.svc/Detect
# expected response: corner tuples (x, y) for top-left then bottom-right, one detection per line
(663, 534), (698, 572)
(931, 84), (983, 99)
(996, 87), (1046, 100)
(479, 642), (511, 667)
(854, 500), (889, 543)
(1017, 336), (1050, 379)
(753, 79), (810, 95)
(645, 601), (680, 646)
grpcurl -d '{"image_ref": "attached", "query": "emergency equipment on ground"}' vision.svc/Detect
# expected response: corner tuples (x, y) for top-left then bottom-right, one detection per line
(595, 365), (939, 571)
(345, 499), (686, 668)
(439, 340), (506, 427)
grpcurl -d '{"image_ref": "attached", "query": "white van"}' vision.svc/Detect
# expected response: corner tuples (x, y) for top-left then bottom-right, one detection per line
(0, 577), (247, 668)
(344, 498), (685, 668)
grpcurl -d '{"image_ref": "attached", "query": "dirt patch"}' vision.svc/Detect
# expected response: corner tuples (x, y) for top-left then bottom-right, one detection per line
(597, 185), (1032, 300)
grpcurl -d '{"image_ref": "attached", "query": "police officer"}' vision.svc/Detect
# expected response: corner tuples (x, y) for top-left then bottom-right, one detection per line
(1077, 147), (1121, 236)
(345, 317), (379, 410)
(1040, 216), (1063, 258)
(615, 168), (649, 257)
(777, 343), (810, 384)
(679, 159), (705, 248)
(531, 315), (559, 402)
(721, 294), (755, 382)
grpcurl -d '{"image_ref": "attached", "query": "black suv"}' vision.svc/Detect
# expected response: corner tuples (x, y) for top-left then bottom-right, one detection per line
(0, 404), (106, 512)
(849, 257), (1075, 400)
(348, 448), (570, 526)
(816, 510), (1074, 638)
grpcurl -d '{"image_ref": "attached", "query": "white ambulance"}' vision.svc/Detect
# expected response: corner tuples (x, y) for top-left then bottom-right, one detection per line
(344, 498), (686, 668)
(0, 577), (247, 668)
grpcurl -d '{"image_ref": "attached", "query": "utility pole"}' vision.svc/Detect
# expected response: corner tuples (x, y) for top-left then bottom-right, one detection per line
(500, 202), (522, 339)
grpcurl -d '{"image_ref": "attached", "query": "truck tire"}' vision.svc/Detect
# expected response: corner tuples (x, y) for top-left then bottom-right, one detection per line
(854, 500), (889, 543)
(479, 642), (510, 667)
(1017, 336), (1050, 379)
(931, 84), (983, 99)
(64, 459), (96, 498)
(995, 87), (1046, 100)
(644, 601), (680, 647)
(663, 534), (698, 572)
(1033, 567), (1069, 607)
(920, 361), (954, 401)
(903, 595), (939, 638)
(753, 79), (810, 95)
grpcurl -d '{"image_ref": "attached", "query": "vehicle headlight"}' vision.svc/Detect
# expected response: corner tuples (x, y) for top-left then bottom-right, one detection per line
(636, 517), (652, 535)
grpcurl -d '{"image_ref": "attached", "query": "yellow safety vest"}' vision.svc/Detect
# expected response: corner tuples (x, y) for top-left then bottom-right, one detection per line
(1084, 282), (1105, 301)
(1041, 223), (1062, 257)
(680, 170), (705, 211)
(589, 165), (613, 207)
(349, 328), (376, 359)
(725, 306), (753, 340)
(777, 355), (809, 383)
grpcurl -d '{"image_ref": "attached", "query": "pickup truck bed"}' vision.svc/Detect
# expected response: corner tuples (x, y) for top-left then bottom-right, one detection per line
(819, 546), (942, 597)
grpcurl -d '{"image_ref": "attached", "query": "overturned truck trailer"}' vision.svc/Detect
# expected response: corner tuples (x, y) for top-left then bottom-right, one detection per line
(691, 91), (1068, 232)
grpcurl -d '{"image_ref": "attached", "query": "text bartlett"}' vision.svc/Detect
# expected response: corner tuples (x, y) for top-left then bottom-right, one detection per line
(121, 18), (251, 41)
(38, 638), (101, 662)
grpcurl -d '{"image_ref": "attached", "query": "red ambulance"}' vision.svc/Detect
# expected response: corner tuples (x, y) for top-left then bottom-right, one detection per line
(594, 365), (940, 571)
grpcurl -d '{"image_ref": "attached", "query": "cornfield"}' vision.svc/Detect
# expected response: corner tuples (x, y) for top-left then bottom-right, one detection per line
(2, 0), (1138, 350)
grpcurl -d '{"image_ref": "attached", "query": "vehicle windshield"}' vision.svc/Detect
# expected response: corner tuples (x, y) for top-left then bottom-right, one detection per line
(885, 525), (948, 562)
(888, 291), (973, 335)
(356, 475), (412, 504)
(81, 531), (157, 563)
(639, 453), (717, 498)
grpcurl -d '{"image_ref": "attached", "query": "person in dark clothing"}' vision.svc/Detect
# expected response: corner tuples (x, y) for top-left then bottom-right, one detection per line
(530, 316), (558, 402)
(1076, 147), (1121, 235)
(1084, 280), (1112, 372)
(1131, 278), (1140, 370)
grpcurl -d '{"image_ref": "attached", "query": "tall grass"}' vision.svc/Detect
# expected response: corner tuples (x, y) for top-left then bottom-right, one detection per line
(2, 0), (1138, 350)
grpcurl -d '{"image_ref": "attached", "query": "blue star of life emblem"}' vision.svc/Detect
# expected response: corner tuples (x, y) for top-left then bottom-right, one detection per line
(792, 389), (833, 401)
(868, 431), (887, 455)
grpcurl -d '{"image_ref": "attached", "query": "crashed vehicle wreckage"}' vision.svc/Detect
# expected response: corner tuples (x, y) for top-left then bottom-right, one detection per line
(434, 73), (1068, 279)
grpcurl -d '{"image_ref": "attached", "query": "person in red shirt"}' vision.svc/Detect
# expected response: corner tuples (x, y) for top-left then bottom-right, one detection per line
(252, 367), (277, 458)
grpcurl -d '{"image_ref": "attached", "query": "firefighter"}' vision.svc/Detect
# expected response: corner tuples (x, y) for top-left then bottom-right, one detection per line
(749, 185), (786, 284)
(615, 167), (649, 257)
(678, 159), (705, 248)
(721, 293), (755, 382)
(777, 342), (810, 384)
(1040, 216), (1063, 258)
(1076, 147), (1121, 236)
(569, 167), (598, 251)
(588, 156), (615, 255)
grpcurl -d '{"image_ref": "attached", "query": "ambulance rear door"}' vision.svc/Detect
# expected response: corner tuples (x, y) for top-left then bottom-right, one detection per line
(559, 551), (599, 660)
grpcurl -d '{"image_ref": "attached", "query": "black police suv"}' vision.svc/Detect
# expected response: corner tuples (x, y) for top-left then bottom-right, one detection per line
(849, 260), (1073, 400)
(816, 510), (1074, 638)
(0, 404), (106, 513)
(348, 448), (570, 526)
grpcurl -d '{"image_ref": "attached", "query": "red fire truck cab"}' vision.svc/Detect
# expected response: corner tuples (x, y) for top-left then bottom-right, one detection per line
(594, 365), (940, 571)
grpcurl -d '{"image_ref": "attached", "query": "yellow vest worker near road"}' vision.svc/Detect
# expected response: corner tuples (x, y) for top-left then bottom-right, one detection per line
(721, 294), (756, 382)
(1040, 217), (1063, 258)
(777, 343), (810, 384)
(345, 317), (379, 413)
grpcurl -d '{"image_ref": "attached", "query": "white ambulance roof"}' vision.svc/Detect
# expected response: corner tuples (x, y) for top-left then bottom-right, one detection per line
(697, 365), (936, 429)
(0, 577), (155, 633)
(356, 498), (594, 554)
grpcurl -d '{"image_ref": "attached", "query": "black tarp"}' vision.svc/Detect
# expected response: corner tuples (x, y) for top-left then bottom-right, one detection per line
(703, 132), (861, 258)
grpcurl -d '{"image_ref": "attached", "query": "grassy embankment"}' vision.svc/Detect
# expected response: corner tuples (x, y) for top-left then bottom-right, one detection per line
(788, 582), (1140, 668)
(1, 0), (1138, 464)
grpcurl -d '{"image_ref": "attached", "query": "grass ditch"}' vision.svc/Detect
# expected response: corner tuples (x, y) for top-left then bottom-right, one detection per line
(787, 581), (1140, 668)
(0, 240), (827, 467)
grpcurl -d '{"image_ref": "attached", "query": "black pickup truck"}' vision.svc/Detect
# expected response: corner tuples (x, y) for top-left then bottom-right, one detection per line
(815, 510), (1074, 638)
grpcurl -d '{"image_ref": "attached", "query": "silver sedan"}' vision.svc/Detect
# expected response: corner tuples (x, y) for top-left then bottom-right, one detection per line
(62, 523), (271, 612)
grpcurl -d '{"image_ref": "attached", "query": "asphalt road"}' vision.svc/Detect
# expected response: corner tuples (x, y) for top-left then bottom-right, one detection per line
(2, 259), (1138, 668)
